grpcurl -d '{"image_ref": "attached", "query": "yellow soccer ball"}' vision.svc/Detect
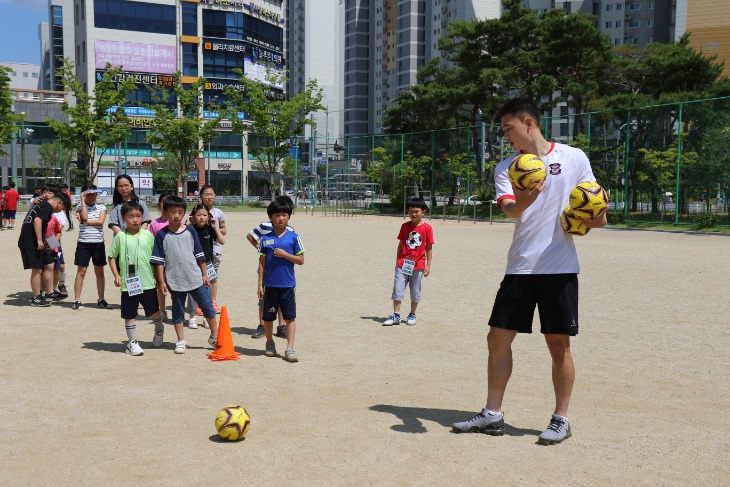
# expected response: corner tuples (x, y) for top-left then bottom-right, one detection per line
(569, 181), (608, 219)
(215, 404), (251, 441)
(508, 153), (547, 191)
(560, 206), (590, 236)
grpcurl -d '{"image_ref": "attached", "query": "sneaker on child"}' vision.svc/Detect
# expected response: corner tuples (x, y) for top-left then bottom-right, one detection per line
(31, 296), (51, 307)
(97, 298), (109, 308)
(275, 325), (287, 338)
(284, 348), (299, 363)
(126, 340), (144, 356)
(406, 313), (417, 325)
(152, 331), (164, 348)
(71, 300), (83, 310)
(537, 414), (572, 445)
(451, 409), (506, 435)
(383, 313), (401, 326)
(187, 317), (198, 329)
(265, 340), (277, 357)
(252, 324), (265, 338)
(207, 335), (217, 347)
(174, 340), (187, 354)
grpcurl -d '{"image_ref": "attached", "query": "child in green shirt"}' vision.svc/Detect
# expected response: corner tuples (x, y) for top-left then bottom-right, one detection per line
(107, 201), (164, 356)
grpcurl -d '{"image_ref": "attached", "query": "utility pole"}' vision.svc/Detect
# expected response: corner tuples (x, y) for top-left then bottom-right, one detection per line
(9, 102), (16, 185)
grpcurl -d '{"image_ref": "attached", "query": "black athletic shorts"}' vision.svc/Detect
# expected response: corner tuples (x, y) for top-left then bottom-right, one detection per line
(262, 287), (296, 322)
(488, 274), (579, 335)
(121, 289), (159, 320)
(20, 247), (54, 270)
(74, 241), (107, 267)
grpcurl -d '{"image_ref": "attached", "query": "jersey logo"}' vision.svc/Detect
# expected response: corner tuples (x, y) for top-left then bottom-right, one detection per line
(406, 231), (422, 249)
(548, 163), (562, 175)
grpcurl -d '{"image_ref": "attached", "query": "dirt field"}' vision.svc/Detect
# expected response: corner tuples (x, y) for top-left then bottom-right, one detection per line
(0, 211), (727, 486)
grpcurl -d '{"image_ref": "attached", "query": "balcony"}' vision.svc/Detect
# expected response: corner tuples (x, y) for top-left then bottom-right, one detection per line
(10, 89), (67, 104)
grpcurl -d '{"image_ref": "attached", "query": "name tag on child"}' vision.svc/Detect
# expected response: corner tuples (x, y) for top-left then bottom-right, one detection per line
(402, 259), (416, 276)
(126, 276), (143, 296)
(45, 235), (60, 249)
(262, 238), (275, 248)
(206, 262), (218, 281)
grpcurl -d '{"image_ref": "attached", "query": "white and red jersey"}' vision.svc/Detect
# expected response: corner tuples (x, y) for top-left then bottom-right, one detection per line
(495, 142), (596, 275)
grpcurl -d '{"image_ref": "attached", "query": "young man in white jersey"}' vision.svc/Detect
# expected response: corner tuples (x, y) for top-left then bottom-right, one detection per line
(452, 98), (607, 445)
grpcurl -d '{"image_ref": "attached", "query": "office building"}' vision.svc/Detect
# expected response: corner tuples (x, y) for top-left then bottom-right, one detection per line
(37, 0), (286, 196)
(679, 0), (730, 78)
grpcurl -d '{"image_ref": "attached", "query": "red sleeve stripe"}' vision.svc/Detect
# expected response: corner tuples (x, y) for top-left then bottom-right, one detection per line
(496, 195), (515, 209)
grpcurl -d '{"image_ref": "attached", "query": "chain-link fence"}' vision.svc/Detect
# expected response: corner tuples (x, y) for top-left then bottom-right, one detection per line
(4, 97), (728, 225)
(294, 96), (729, 226)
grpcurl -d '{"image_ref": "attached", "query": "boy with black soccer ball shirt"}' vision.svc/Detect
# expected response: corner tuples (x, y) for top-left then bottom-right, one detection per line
(17, 193), (71, 306)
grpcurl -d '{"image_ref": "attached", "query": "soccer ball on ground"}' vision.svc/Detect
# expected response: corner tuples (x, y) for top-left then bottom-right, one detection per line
(215, 404), (251, 441)
(508, 153), (547, 191)
(569, 181), (608, 219)
(560, 206), (590, 236)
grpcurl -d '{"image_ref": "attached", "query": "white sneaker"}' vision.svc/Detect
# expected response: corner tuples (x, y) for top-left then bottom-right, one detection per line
(174, 340), (187, 354)
(200, 319), (209, 329)
(152, 331), (164, 348)
(537, 414), (572, 445)
(406, 313), (417, 325)
(126, 340), (144, 356)
(383, 314), (401, 326)
(187, 317), (198, 329)
(207, 335), (217, 347)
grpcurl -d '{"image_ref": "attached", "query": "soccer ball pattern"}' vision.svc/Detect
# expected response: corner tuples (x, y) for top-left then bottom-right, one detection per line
(508, 153), (547, 191)
(215, 404), (251, 441)
(569, 182), (608, 219)
(406, 231), (423, 249)
(560, 206), (590, 236)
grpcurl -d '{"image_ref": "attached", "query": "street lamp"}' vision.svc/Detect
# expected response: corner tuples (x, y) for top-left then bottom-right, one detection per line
(9, 102), (16, 185)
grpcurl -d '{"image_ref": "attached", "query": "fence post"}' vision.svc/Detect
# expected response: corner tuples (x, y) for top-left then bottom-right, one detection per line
(431, 130), (435, 209)
(675, 102), (683, 225)
(623, 111), (631, 218)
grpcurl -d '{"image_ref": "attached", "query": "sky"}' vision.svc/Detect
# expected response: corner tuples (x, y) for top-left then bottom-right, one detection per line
(0, 0), (49, 65)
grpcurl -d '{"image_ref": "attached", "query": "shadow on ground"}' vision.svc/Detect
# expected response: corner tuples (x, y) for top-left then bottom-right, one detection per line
(369, 404), (541, 436)
(5, 292), (34, 307)
(360, 316), (386, 324)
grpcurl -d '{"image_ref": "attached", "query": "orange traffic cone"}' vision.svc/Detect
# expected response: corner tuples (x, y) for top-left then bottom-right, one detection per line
(208, 306), (240, 361)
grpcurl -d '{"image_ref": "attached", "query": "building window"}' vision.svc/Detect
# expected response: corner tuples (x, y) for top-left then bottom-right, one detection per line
(616, 3), (622, 10)
(32, 72), (38, 78)
(605, 21), (612, 28)
(629, 3), (641, 11)
(560, 123), (569, 137)
(51, 5), (64, 91)
(628, 20), (640, 28)
(647, 37), (653, 43)
(182, 43), (198, 77)
(202, 9), (284, 52)
(93, 0), (176, 35)
(82, 41), (86, 62)
(606, 4), (613, 11)
(614, 38), (622, 46)
(648, 1), (654, 9)
(647, 19), (654, 27)
(23, 72), (28, 78)
(616, 20), (622, 27)
(182, 2), (197, 37)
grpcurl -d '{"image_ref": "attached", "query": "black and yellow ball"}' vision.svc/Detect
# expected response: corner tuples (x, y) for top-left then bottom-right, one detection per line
(508, 153), (547, 191)
(215, 404), (251, 441)
(569, 181), (608, 219)
(560, 206), (590, 236)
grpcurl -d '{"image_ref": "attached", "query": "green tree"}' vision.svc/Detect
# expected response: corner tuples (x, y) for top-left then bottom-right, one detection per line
(47, 62), (136, 184)
(0, 65), (20, 157)
(638, 137), (698, 213)
(145, 75), (221, 196)
(150, 152), (180, 193)
(37, 141), (77, 183)
(224, 68), (324, 199)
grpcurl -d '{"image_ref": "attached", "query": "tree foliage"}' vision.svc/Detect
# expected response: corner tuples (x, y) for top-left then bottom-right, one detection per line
(145, 75), (221, 196)
(0, 65), (20, 157)
(47, 62), (136, 184)
(37, 141), (78, 184)
(224, 68), (324, 198)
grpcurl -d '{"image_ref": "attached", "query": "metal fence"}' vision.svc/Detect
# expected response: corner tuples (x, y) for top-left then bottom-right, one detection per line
(4, 96), (729, 226)
(303, 96), (729, 226)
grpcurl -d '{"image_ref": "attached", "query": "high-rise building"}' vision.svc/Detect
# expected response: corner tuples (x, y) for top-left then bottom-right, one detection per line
(287, 0), (344, 145)
(37, 0), (287, 196)
(342, 1), (505, 137)
(679, 0), (730, 78)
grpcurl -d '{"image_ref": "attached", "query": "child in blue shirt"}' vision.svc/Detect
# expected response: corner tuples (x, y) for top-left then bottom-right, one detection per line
(257, 198), (305, 362)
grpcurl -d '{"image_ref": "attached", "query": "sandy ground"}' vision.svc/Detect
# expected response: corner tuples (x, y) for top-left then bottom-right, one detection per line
(0, 211), (728, 486)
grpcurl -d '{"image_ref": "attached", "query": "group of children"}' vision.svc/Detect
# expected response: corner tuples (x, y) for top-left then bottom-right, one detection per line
(13, 176), (306, 362)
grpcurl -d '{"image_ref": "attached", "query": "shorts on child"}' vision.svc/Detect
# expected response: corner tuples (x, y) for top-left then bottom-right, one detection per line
(53, 248), (65, 271)
(488, 274), (579, 336)
(20, 247), (54, 270)
(391, 265), (424, 303)
(74, 241), (107, 267)
(3, 210), (16, 220)
(170, 285), (215, 324)
(262, 287), (296, 321)
(212, 253), (222, 280)
(121, 288), (160, 320)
